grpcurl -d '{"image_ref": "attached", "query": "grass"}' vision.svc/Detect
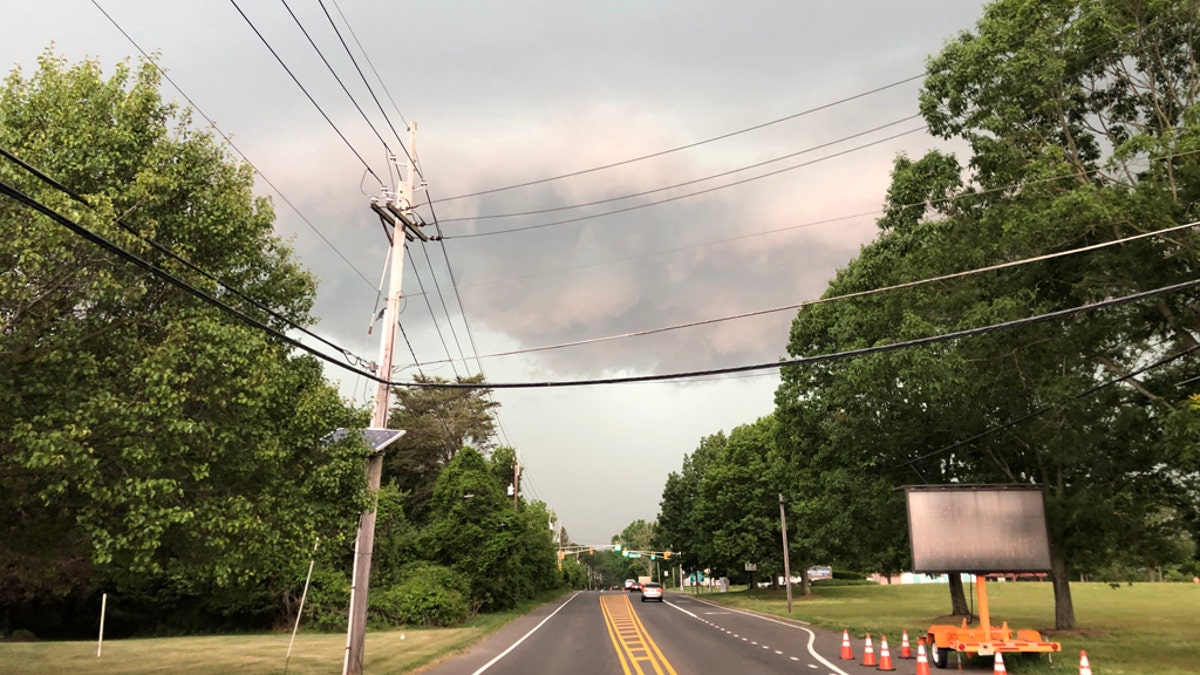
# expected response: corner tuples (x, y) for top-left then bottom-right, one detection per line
(0, 591), (568, 674)
(694, 581), (1200, 673)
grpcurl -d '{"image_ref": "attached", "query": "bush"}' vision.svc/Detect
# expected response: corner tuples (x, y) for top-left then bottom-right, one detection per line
(369, 564), (471, 628)
(812, 578), (875, 587)
(831, 569), (865, 580)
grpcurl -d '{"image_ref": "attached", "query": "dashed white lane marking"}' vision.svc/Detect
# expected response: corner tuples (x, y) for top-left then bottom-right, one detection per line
(775, 650), (783, 655)
(681, 598), (853, 675)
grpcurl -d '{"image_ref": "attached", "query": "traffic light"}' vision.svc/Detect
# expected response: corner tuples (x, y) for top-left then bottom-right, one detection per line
(614, 542), (622, 552)
(651, 554), (657, 560)
(664, 551), (671, 560)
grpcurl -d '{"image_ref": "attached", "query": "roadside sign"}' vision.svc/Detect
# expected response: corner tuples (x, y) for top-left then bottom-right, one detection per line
(744, 562), (757, 571)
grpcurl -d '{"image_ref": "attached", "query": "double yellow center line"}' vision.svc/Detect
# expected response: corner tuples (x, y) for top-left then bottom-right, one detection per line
(600, 594), (678, 675)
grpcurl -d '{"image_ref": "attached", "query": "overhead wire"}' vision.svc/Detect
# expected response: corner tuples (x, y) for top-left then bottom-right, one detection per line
(894, 342), (1200, 472)
(1, 146), (375, 368)
(0, 178), (387, 385)
(442, 126), (927, 239)
(314, 0), (420, 177)
(438, 114), (923, 223)
(89, 0), (377, 291)
(327, 0), (409, 131)
(435, 73), (927, 203)
(8, 176), (1194, 396)
(277, 0), (394, 154)
(392, 276), (1200, 389)
(411, 220), (1200, 367)
(404, 246), (463, 379)
(228, 0), (387, 189)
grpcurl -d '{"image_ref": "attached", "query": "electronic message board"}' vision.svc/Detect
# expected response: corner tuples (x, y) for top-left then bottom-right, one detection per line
(904, 485), (1051, 573)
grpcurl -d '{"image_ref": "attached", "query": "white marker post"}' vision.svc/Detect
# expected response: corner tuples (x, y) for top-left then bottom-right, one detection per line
(97, 593), (107, 657)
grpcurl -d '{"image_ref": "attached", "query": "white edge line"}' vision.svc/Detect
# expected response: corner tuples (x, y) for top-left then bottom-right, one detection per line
(470, 592), (579, 675)
(680, 597), (851, 675)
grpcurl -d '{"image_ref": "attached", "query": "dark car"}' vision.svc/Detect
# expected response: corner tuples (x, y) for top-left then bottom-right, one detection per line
(623, 578), (640, 592)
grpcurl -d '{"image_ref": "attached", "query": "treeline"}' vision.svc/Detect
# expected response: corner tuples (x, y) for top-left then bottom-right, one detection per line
(658, 0), (1200, 631)
(0, 52), (560, 639)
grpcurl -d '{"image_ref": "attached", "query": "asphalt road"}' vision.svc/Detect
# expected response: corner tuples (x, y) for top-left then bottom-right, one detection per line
(419, 590), (928, 675)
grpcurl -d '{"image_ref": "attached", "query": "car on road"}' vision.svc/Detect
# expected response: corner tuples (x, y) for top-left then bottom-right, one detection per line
(639, 582), (663, 602)
(623, 579), (640, 592)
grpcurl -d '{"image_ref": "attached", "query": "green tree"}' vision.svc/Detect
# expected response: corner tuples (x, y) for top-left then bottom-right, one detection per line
(0, 52), (366, 634)
(777, 0), (1200, 630)
(384, 374), (498, 522)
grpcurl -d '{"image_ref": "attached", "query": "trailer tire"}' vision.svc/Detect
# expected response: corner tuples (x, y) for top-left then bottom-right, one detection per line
(930, 641), (950, 669)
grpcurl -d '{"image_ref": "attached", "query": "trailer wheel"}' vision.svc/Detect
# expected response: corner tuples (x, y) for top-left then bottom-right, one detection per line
(930, 641), (950, 669)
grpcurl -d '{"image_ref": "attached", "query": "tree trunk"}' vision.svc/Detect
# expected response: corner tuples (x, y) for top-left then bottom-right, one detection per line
(1050, 546), (1076, 630)
(798, 559), (812, 596)
(948, 574), (970, 616)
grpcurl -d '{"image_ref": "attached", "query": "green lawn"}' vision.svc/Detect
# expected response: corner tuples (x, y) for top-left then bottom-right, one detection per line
(0, 593), (565, 675)
(3, 584), (1193, 673)
(695, 581), (1199, 674)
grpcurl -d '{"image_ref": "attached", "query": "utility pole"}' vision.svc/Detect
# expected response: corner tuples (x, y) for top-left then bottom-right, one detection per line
(343, 124), (423, 675)
(779, 493), (793, 614)
(513, 459), (519, 511)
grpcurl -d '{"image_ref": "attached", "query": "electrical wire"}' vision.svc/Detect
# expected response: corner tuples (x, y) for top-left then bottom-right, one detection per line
(277, 0), (400, 166)
(434, 74), (927, 203)
(443, 126), (927, 239)
(228, 0), (386, 188)
(89, 0), (377, 291)
(0, 179), (387, 385)
(0, 146), (375, 368)
(894, 342), (1200, 471)
(391, 276), (1200, 389)
(405, 246), (463, 379)
(328, 0), (409, 131)
(438, 114), (923, 223)
(315, 0), (419, 177)
(412, 220), (1200, 367)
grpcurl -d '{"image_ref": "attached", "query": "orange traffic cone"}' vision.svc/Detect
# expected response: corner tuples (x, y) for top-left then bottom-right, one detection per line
(900, 630), (914, 659)
(915, 638), (932, 675)
(839, 629), (853, 660)
(862, 633), (877, 667)
(993, 651), (1007, 674)
(1079, 650), (1092, 675)
(877, 635), (896, 671)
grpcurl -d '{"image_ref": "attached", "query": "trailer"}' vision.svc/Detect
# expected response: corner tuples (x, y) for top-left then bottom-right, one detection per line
(904, 485), (1063, 668)
(924, 574), (1060, 668)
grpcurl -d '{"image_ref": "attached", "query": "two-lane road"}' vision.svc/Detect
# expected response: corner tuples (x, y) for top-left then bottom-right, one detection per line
(421, 591), (904, 675)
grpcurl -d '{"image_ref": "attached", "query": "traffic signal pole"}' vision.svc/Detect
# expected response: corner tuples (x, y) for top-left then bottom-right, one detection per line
(343, 125), (419, 675)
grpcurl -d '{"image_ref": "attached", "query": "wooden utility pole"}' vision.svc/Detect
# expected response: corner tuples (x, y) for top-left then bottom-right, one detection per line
(344, 124), (423, 675)
(779, 493), (793, 614)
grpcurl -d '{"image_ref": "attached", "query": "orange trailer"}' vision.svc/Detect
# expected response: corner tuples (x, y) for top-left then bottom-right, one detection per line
(924, 575), (1060, 668)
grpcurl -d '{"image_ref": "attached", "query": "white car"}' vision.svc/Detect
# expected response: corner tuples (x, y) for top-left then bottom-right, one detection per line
(639, 582), (663, 602)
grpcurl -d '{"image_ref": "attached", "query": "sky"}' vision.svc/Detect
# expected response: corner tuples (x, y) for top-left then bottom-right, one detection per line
(5, 1), (989, 545)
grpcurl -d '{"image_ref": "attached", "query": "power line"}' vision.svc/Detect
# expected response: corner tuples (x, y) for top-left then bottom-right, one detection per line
(443, 126), (927, 239)
(0, 146), (374, 369)
(392, 276), (1200, 389)
(228, 0), (386, 188)
(412, 220), (1200, 367)
(277, 0), (399, 165)
(0, 178), (387, 385)
(10, 175), (1194, 397)
(435, 74), (926, 203)
(314, 0), (419, 177)
(404, 246), (463, 379)
(895, 343), (1200, 472)
(438, 114), (922, 223)
(439, 144), (1200, 294)
(327, 0), (409, 131)
(89, 0), (377, 291)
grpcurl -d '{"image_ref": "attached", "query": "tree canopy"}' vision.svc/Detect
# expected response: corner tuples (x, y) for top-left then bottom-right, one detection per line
(0, 52), (368, 635)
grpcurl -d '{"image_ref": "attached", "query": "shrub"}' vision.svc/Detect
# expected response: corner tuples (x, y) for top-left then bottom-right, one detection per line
(831, 569), (865, 581)
(369, 564), (471, 628)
